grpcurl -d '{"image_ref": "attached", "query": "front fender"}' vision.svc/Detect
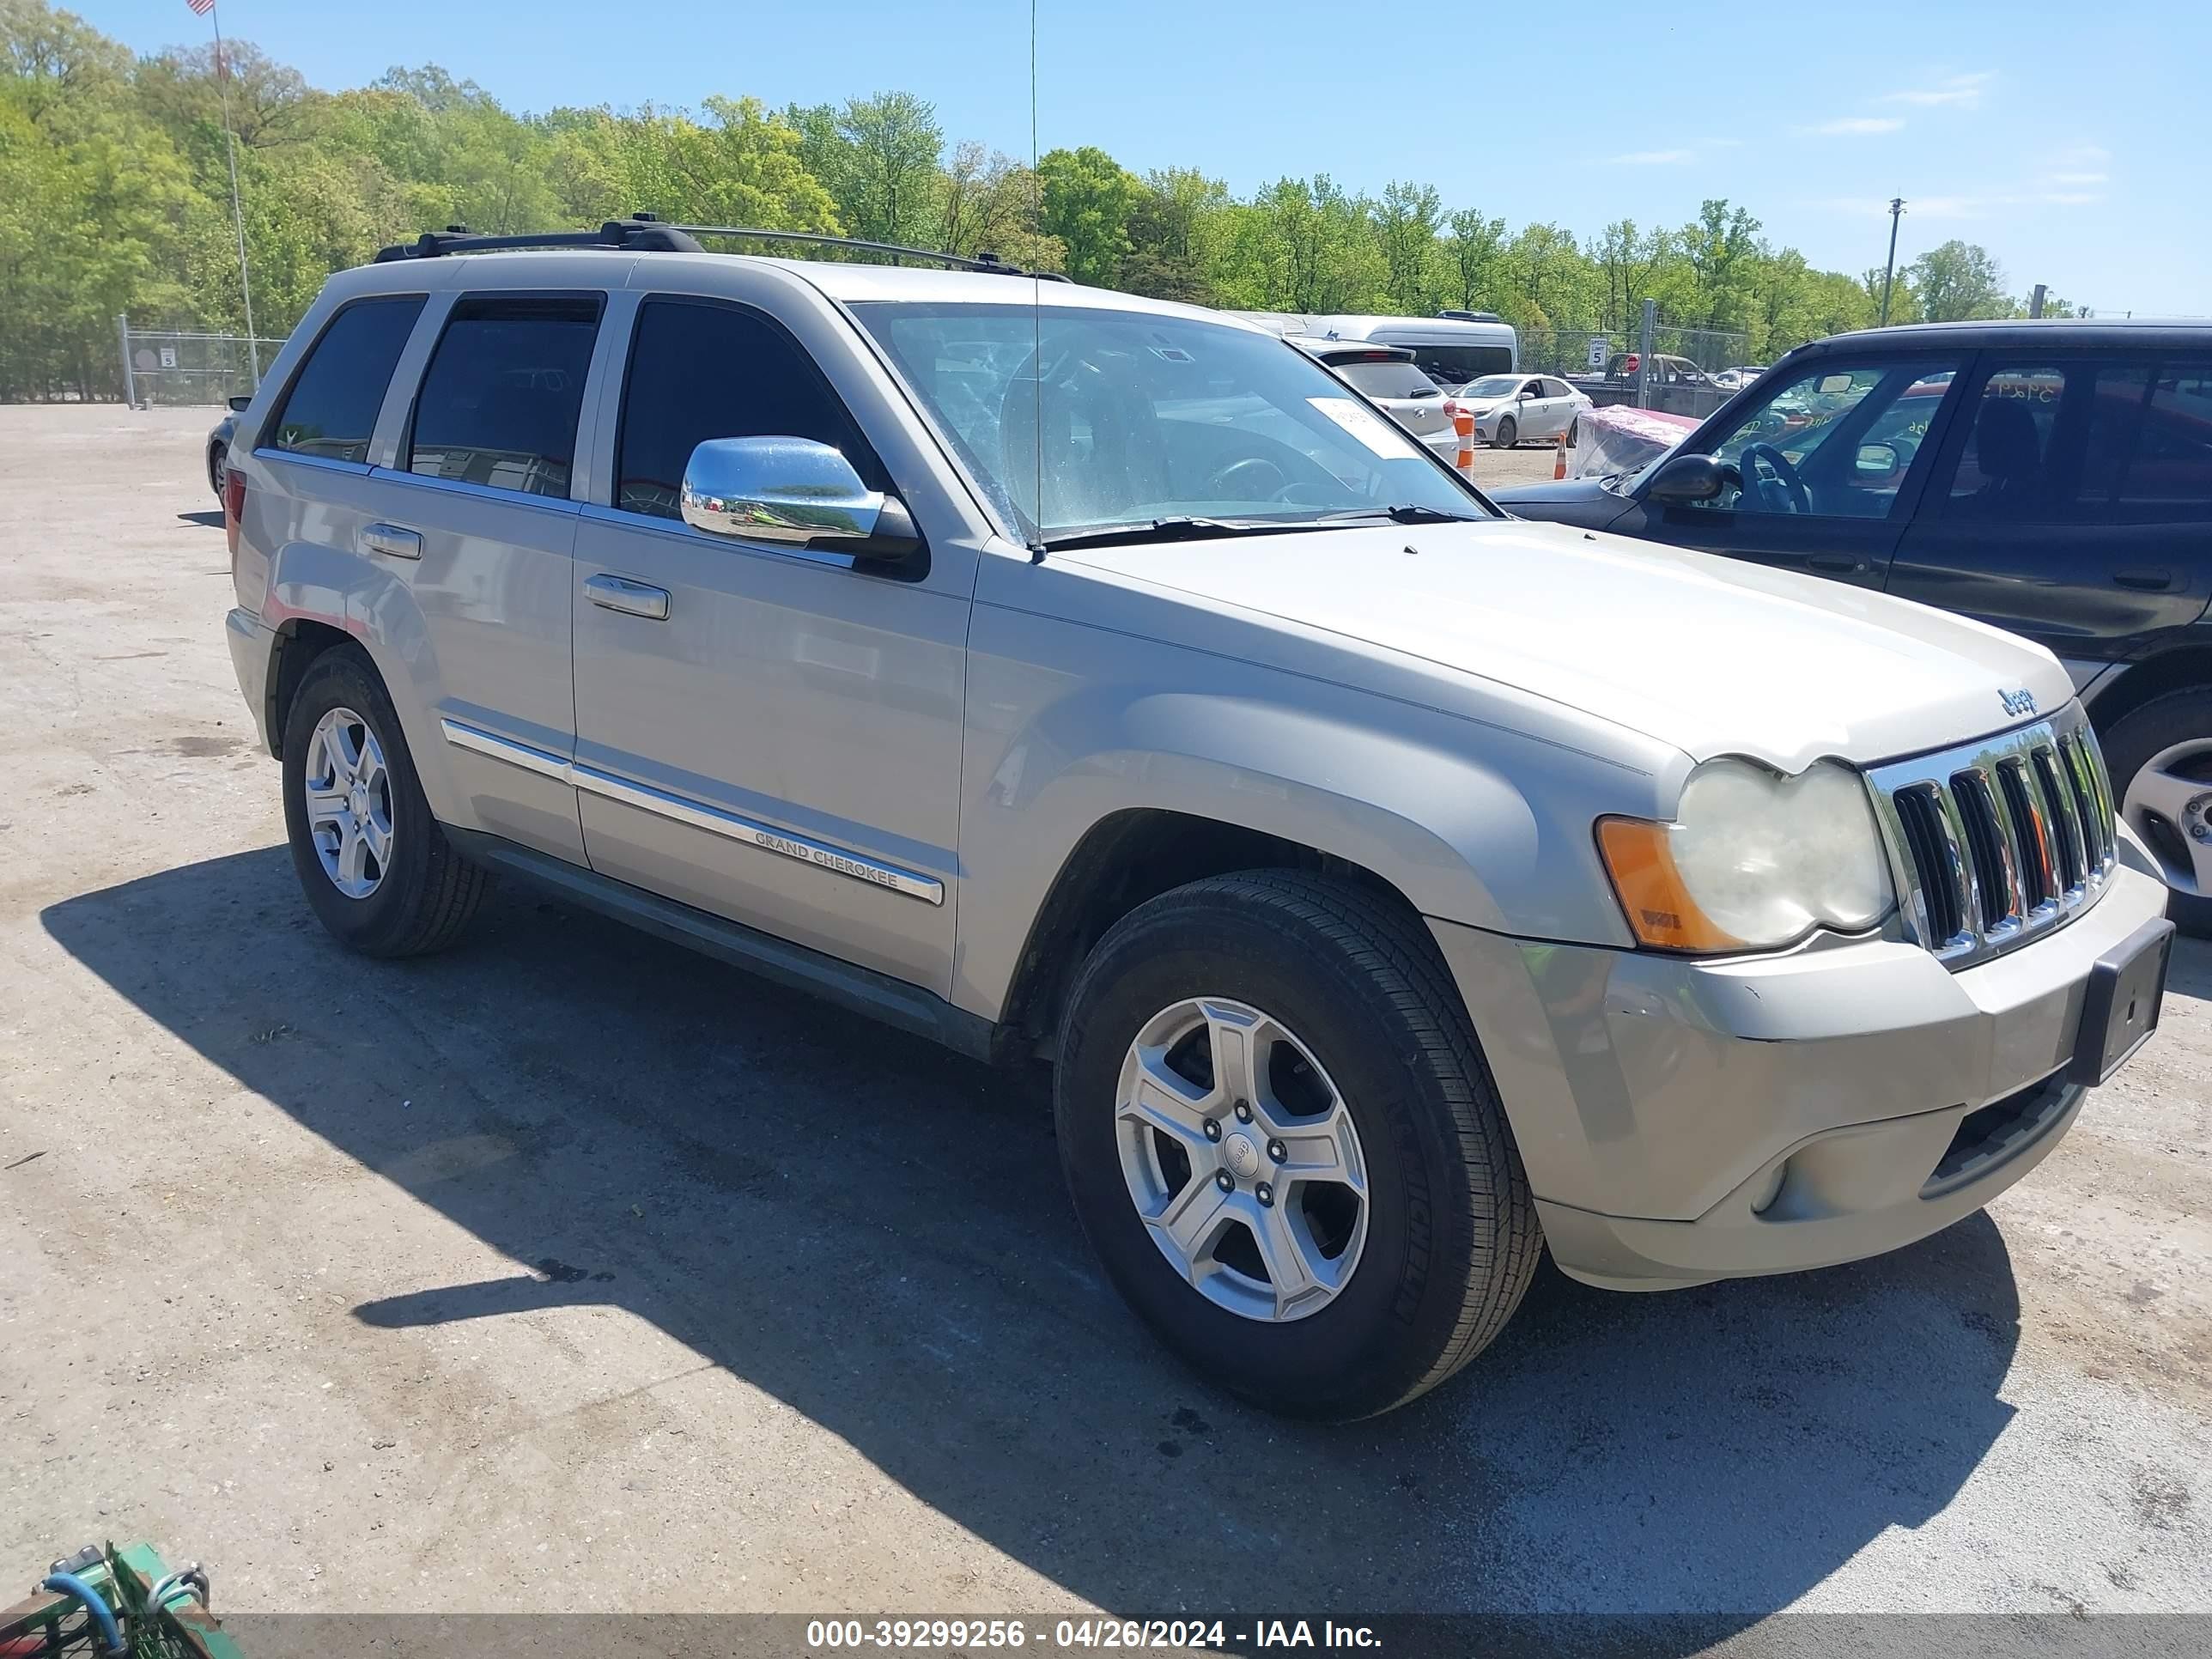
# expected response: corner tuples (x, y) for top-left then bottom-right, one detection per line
(951, 610), (1675, 1023)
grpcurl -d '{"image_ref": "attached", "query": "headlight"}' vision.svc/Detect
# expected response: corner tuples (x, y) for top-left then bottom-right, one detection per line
(1595, 759), (1893, 953)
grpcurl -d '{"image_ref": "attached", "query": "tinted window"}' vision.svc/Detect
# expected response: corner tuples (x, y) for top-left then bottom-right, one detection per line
(2081, 362), (2212, 523)
(1336, 360), (1439, 399)
(1411, 343), (1514, 382)
(408, 295), (601, 499)
(270, 296), (424, 464)
(1945, 363), (2066, 516)
(617, 298), (884, 520)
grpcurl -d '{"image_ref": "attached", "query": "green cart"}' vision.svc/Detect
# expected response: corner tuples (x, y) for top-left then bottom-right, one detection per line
(0, 1543), (243, 1658)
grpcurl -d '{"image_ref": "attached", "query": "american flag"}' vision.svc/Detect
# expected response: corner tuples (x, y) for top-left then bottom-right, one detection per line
(185, 0), (216, 15)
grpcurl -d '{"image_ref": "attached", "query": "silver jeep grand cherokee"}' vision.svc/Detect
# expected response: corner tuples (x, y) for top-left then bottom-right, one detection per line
(220, 221), (2174, 1420)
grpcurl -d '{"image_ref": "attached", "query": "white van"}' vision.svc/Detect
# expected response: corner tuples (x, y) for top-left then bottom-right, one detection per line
(1233, 311), (1518, 387)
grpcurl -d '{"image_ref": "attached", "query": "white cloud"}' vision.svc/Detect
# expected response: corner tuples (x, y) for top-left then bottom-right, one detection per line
(1604, 149), (1693, 165)
(1881, 71), (1995, 108)
(1797, 117), (1906, 136)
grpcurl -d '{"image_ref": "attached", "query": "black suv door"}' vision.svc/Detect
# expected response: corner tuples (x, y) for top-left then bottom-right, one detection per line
(1885, 351), (2212, 678)
(1616, 351), (1966, 586)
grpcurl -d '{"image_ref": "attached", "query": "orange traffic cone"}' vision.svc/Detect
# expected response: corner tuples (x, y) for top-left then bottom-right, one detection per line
(1452, 404), (1476, 475)
(1553, 428), (1571, 480)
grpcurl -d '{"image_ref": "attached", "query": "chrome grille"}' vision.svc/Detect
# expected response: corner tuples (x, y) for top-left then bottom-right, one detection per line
(1866, 706), (2117, 968)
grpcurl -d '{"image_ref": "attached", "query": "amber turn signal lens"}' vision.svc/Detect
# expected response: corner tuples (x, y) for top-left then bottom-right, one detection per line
(1595, 817), (1743, 953)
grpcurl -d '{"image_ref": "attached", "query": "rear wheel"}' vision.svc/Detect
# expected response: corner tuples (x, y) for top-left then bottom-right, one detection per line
(1492, 414), (1518, 449)
(1054, 871), (1540, 1419)
(281, 645), (487, 957)
(2104, 688), (2212, 935)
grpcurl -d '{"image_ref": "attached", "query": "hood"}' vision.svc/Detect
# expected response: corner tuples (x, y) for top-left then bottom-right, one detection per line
(1056, 520), (2075, 773)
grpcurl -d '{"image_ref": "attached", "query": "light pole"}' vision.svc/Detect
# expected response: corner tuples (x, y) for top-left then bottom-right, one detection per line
(1878, 198), (1905, 326)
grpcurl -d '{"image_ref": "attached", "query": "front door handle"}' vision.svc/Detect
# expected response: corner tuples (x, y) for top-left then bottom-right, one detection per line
(1807, 553), (1860, 574)
(584, 573), (672, 621)
(360, 522), (422, 560)
(2113, 567), (2173, 592)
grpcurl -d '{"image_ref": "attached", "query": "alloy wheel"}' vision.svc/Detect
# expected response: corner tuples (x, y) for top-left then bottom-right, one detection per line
(302, 705), (394, 899)
(1114, 997), (1369, 1322)
(2122, 738), (2212, 896)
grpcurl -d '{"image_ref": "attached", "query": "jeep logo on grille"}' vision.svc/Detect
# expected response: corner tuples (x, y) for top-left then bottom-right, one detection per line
(1999, 687), (2038, 717)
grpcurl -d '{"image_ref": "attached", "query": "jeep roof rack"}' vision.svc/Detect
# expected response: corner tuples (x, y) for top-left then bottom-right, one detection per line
(374, 212), (1070, 280)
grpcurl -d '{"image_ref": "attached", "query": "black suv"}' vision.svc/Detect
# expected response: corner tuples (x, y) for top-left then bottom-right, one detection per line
(1495, 320), (2212, 929)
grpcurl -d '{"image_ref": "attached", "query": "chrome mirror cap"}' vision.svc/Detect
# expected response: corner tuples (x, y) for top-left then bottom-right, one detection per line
(681, 435), (884, 544)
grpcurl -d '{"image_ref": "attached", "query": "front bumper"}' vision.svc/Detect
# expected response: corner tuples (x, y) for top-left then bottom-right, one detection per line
(1429, 844), (2172, 1291)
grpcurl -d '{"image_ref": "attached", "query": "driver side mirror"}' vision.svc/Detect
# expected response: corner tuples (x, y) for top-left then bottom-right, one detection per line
(1645, 452), (1728, 505)
(228, 395), (252, 412)
(681, 436), (921, 562)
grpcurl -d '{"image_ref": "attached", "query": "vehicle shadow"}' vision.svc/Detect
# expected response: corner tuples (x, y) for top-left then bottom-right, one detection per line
(176, 509), (224, 527)
(43, 848), (2035, 1625)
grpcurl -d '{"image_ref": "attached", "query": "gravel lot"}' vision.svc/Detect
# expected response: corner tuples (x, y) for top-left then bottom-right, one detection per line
(3, 407), (2209, 1637)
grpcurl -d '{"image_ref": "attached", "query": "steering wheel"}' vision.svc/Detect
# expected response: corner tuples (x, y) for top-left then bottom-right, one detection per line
(1737, 442), (1811, 514)
(1206, 456), (1290, 501)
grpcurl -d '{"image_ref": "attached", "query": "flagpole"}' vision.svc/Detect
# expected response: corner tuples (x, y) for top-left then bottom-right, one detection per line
(208, 0), (259, 387)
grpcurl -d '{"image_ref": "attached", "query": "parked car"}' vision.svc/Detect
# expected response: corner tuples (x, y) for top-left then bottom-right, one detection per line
(206, 394), (249, 499)
(1285, 337), (1460, 461)
(1445, 372), (1593, 448)
(1234, 310), (1518, 386)
(1710, 364), (1771, 392)
(220, 225), (2172, 1420)
(1493, 318), (2212, 932)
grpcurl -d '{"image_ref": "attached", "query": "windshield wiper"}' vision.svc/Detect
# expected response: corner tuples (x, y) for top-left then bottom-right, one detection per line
(1040, 516), (1317, 552)
(1316, 503), (1486, 526)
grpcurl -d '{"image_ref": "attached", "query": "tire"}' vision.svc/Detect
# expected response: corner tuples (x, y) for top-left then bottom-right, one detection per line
(2100, 687), (2212, 936)
(1566, 416), (1581, 447)
(280, 644), (487, 957)
(1492, 414), (1517, 449)
(1054, 870), (1540, 1420)
(209, 441), (228, 501)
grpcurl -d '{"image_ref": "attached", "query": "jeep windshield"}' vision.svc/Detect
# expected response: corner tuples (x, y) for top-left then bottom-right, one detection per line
(850, 302), (1492, 546)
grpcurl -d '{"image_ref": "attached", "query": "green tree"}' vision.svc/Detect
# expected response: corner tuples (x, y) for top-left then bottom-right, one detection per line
(1373, 179), (1443, 313)
(1443, 207), (1506, 313)
(836, 89), (942, 247)
(1906, 240), (2010, 322)
(1037, 144), (1144, 286)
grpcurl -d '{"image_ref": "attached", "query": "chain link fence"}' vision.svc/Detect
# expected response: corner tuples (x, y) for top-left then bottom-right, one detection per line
(117, 315), (289, 408)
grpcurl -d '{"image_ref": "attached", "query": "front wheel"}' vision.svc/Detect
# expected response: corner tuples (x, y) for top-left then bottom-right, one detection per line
(209, 441), (228, 501)
(2103, 688), (2212, 935)
(281, 644), (487, 957)
(1492, 414), (1518, 449)
(1054, 871), (1540, 1419)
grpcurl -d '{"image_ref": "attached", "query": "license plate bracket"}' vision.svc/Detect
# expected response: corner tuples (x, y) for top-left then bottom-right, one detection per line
(2066, 917), (2175, 1087)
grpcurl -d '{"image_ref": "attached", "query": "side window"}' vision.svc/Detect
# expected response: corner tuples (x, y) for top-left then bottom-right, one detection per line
(269, 296), (424, 464)
(1543, 378), (1573, 398)
(1943, 363), (2069, 517)
(2079, 362), (2212, 524)
(1680, 360), (1958, 518)
(407, 295), (602, 500)
(616, 297), (887, 520)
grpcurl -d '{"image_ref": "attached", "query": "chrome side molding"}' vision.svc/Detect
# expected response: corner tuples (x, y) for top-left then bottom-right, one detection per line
(438, 717), (943, 905)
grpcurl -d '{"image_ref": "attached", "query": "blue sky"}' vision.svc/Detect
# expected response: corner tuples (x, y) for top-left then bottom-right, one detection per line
(81, 0), (2208, 315)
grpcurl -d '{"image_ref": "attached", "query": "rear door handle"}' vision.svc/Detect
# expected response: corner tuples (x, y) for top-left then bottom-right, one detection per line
(360, 522), (422, 560)
(1807, 553), (1860, 574)
(584, 573), (672, 621)
(2113, 568), (2173, 592)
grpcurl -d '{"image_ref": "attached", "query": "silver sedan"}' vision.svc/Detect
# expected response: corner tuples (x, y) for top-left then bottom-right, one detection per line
(1448, 374), (1594, 448)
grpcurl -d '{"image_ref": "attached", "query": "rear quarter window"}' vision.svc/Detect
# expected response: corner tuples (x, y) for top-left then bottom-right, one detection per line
(269, 296), (426, 464)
